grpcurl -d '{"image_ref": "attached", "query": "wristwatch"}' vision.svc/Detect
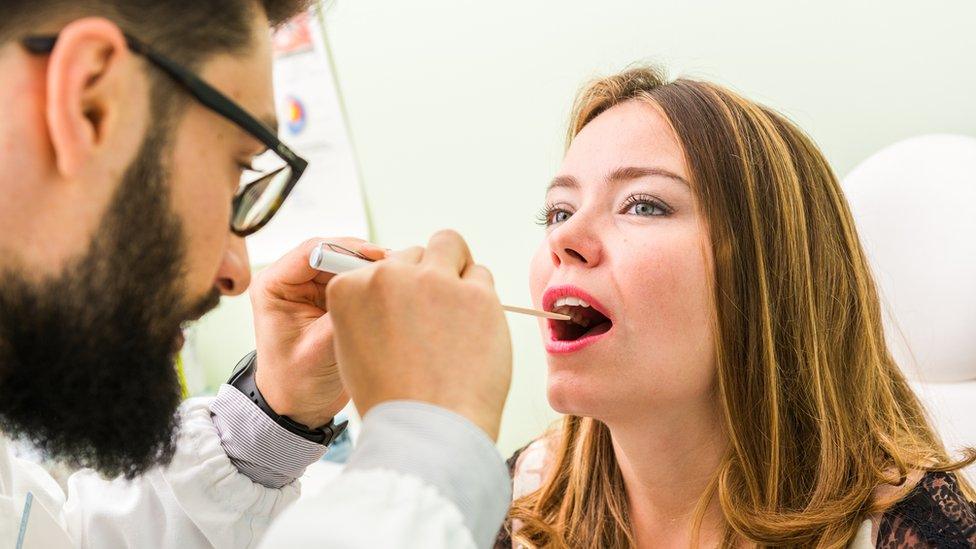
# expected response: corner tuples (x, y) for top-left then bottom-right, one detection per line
(228, 350), (348, 446)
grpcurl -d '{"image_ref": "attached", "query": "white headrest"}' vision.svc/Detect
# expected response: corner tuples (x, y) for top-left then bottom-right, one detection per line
(842, 134), (976, 382)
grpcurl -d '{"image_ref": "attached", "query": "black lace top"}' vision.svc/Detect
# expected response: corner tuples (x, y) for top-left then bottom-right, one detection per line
(876, 470), (976, 548)
(495, 446), (976, 548)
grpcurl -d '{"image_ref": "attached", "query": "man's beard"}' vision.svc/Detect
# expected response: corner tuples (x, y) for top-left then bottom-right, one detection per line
(0, 125), (221, 479)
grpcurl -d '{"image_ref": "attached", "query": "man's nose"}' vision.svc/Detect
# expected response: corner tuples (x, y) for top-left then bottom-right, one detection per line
(215, 235), (251, 296)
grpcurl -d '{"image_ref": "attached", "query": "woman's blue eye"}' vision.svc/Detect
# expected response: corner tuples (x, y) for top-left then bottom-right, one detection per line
(551, 210), (571, 224)
(536, 205), (572, 227)
(627, 201), (667, 216)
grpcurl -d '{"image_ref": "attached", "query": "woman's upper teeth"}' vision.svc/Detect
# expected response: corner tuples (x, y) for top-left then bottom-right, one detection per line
(553, 296), (590, 309)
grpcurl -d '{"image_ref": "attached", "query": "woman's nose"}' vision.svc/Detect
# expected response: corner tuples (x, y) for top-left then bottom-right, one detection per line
(547, 215), (602, 268)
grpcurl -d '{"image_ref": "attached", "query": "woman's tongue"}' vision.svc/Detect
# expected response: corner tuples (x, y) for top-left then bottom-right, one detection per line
(555, 308), (612, 341)
(582, 321), (612, 338)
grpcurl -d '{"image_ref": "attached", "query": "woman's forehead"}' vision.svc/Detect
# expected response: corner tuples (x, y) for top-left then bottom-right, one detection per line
(561, 101), (687, 182)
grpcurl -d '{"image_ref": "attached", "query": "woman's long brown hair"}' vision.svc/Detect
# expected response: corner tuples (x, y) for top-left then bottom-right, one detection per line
(510, 67), (975, 548)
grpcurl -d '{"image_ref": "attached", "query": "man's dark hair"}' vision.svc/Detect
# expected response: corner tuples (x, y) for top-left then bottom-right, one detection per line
(0, 1), (312, 68)
(0, 0), (312, 158)
(0, 0), (314, 124)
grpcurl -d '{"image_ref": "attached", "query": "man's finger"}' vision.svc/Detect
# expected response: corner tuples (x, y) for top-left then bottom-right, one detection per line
(324, 246), (421, 301)
(359, 243), (388, 261)
(461, 263), (495, 289)
(385, 246), (425, 265)
(421, 229), (473, 276)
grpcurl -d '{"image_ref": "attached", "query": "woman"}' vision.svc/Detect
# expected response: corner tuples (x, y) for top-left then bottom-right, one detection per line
(498, 67), (976, 548)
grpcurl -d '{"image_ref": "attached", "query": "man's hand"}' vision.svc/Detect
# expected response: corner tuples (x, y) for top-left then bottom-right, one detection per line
(326, 230), (513, 441)
(251, 237), (386, 428)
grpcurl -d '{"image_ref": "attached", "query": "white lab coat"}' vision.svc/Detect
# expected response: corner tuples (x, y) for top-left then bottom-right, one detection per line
(0, 396), (478, 548)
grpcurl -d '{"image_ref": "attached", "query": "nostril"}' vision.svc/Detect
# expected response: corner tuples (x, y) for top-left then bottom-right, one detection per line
(565, 249), (587, 263)
(550, 251), (561, 266)
(217, 277), (236, 294)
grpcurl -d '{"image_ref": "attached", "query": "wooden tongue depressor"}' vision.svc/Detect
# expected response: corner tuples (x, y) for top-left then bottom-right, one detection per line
(498, 304), (572, 321)
(309, 242), (571, 321)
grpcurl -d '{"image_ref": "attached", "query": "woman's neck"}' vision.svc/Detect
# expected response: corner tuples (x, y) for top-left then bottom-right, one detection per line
(604, 397), (728, 547)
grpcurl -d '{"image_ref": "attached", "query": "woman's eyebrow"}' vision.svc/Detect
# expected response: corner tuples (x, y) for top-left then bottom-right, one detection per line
(547, 175), (580, 192)
(547, 166), (690, 193)
(608, 166), (690, 187)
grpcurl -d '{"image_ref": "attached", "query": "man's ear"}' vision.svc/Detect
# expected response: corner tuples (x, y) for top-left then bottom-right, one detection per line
(45, 17), (134, 178)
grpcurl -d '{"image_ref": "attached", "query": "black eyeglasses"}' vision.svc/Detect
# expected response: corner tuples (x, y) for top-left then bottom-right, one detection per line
(22, 33), (308, 237)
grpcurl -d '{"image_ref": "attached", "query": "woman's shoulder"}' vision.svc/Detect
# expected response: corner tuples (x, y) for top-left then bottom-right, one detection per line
(495, 437), (558, 549)
(875, 470), (976, 548)
(508, 437), (555, 499)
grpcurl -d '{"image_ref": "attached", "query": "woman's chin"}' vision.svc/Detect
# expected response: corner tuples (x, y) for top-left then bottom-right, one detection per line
(546, 371), (606, 416)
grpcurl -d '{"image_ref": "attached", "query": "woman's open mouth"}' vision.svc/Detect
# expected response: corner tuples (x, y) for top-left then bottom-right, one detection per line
(544, 286), (614, 353)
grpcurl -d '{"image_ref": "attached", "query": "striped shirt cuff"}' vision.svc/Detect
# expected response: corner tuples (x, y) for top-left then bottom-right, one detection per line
(346, 401), (511, 548)
(209, 384), (327, 489)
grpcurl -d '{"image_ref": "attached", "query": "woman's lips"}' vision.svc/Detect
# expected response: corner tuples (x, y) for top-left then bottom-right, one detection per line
(542, 285), (614, 354)
(545, 324), (613, 354)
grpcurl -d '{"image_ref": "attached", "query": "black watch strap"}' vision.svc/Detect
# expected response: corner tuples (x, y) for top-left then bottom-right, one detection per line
(228, 350), (348, 446)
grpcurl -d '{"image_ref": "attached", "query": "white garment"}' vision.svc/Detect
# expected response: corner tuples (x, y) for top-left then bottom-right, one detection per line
(261, 469), (475, 548)
(0, 396), (488, 548)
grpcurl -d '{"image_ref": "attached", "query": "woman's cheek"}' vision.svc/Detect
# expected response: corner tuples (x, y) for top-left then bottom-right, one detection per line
(528, 244), (553, 308)
(613, 229), (710, 341)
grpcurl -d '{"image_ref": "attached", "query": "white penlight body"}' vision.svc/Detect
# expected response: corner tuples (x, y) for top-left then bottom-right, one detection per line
(308, 244), (372, 274)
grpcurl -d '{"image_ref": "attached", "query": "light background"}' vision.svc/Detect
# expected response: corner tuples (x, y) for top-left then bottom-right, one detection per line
(193, 0), (976, 455)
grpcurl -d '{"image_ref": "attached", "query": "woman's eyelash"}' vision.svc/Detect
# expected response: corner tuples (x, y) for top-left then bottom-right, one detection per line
(621, 193), (674, 216)
(535, 202), (562, 227)
(536, 202), (576, 227)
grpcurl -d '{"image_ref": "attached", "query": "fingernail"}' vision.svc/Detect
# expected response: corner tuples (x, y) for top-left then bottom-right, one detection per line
(360, 243), (389, 258)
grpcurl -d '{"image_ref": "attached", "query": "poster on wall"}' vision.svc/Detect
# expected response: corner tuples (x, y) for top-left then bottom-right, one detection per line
(245, 9), (370, 265)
